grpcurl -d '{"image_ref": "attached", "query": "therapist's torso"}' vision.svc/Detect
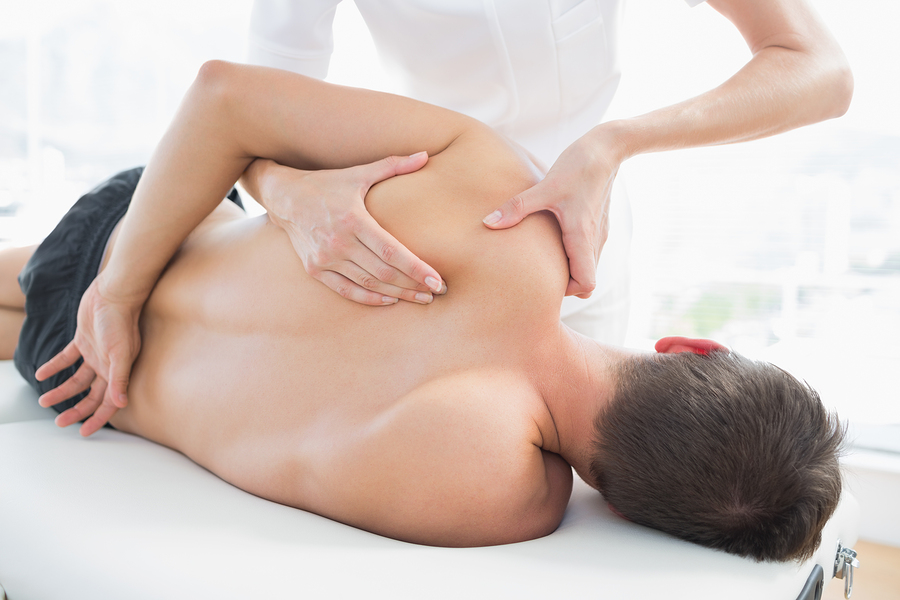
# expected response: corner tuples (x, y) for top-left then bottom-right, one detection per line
(248, 0), (626, 167)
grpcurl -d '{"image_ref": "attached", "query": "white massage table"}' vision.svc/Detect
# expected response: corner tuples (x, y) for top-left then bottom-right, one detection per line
(0, 360), (859, 600)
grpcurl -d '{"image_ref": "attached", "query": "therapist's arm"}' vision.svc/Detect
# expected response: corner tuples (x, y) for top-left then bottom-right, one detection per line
(483, 0), (853, 298)
(243, 0), (445, 304)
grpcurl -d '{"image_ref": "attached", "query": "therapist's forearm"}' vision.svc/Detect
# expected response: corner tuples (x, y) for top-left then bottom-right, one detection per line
(237, 158), (290, 218)
(239, 159), (266, 204)
(239, 158), (284, 214)
(604, 38), (852, 162)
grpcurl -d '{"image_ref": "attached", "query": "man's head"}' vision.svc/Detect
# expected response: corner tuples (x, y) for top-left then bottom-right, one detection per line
(589, 339), (844, 562)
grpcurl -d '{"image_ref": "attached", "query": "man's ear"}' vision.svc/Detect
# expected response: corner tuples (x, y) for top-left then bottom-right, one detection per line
(607, 502), (629, 521)
(655, 336), (729, 356)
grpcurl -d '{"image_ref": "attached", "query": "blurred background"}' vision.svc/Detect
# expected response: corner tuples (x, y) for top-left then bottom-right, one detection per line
(0, 2), (897, 425)
(1, 0), (898, 594)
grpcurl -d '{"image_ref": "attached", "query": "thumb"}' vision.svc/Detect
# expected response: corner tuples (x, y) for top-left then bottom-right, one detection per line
(482, 193), (534, 230)
(360, 152), (429, 188)
(108, 356), (131, 408)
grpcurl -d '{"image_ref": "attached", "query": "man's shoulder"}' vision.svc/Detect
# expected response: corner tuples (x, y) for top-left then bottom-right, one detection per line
(393, 370), (572, 545)
(334, 370), (573, 546)
(368, 124), (569, 324)
(400, 369), (545, 441)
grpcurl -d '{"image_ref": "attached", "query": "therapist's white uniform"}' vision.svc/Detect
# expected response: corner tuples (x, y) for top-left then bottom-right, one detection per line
(247, 0), (702, 344)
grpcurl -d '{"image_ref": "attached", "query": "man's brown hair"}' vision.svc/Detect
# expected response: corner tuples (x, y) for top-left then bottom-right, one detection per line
(590, 350), (844, 562)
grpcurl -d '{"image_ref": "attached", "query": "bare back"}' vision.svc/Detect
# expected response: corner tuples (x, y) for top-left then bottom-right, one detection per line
(111, 129), (574, 545)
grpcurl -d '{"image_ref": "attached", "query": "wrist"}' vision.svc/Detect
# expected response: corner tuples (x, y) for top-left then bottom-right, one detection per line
(242, 158), (278, 207)
(590, 119), (644, 163)
(95, 266), (153, 308)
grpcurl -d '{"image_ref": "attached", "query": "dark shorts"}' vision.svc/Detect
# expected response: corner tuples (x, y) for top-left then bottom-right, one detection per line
(13, 167), (243, 415)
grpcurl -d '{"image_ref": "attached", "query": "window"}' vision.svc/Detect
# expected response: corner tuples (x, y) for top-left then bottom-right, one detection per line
(0, 0), (253, 241)
(609, 0), (900, 430)
(1, 0), (896, 435)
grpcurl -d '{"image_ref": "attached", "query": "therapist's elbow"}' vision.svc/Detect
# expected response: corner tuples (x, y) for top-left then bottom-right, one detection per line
(814, 43), (854, 121)
(832, 64), (854, 119)
(823, 57), (853, 120)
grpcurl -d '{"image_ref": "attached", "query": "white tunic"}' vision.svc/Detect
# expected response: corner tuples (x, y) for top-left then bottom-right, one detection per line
(247, 0), (704, 342)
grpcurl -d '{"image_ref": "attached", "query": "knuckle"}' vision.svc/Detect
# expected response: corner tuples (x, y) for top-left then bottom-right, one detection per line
(337, 212), (359, 231)
(334, 284), (353, 299)
(358, 274), (379, 290)
(324, 233), (346, 254)
(374, 265), (397, 283)
(378, 243), (396, 263)
(405, 263), (428, 282)
(309, 250), (330, 269)
(74, 369), (93, 386)
(508, 195), (526, 215)
(398, 289), (422, 303)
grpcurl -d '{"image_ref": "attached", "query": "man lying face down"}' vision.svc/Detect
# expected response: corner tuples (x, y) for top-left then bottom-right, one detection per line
(7, 61), (843, 562)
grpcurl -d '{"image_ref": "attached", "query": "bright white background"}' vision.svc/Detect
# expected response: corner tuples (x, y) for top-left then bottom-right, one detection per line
(0, 0), (897, 427)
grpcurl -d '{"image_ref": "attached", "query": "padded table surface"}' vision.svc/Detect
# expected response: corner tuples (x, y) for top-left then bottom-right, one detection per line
(0, 361), (858, 599)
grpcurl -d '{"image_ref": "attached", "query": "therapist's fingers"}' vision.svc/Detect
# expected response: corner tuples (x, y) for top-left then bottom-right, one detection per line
(482, 181), (549, 230)
(339, 261), (435, 304)
(353, 212), (444, 294)
(354, 152), (429, 189)
(316, 270), (401, 307)
(561, 224), (601, 299)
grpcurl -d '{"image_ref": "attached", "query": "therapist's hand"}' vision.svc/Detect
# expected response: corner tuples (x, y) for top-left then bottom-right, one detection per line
(246, 153), (445, 305)
(34, 275), (143, 437)
(482, 125), (626, 299)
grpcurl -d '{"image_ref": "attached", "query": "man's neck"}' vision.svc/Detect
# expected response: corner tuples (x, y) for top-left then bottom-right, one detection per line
(538, 326), (633, 486)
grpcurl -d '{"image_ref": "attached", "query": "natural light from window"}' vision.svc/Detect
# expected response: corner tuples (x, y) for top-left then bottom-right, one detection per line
(1, 0), (897, 429)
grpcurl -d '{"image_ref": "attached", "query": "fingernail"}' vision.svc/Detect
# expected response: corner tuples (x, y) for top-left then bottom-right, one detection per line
(425, 276), (442, 293)
(438, 282), (448, 295)
(118, 393), (128, 407)
(382, 296), (399, 304)
(415, 292), (433, 304)
(409, 151), (427, 160)
(483, 211), (501, 226)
